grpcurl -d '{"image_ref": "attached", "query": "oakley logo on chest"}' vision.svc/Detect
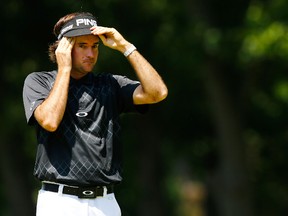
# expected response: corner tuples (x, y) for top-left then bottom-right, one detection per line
(76, 112), (88, 117)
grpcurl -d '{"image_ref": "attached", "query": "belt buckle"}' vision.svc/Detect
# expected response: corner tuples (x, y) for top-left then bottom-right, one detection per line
(77, 186), (102, 199)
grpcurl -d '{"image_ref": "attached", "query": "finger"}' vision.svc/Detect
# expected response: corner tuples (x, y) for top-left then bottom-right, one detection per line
(68, 37), (75, 47)
(90, 26), (112, 36)
(58, 37), (69, 48)
(63, 37), (73, 45)
(98, 35), (107, 44)
(59, 37), (74, 49)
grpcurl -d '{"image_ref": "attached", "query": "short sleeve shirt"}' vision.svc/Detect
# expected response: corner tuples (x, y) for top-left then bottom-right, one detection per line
(23, 70), (145, 186)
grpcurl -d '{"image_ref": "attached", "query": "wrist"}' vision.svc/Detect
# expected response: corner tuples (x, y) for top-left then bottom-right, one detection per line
(123, 44), (137, 57)
(57, 65), (72, 74)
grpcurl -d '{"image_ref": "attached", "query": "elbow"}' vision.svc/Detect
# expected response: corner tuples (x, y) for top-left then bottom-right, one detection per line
(38, 119), (60, 132)
(34, 106), (62, 132)
(158, 86), (168, 102)
(151, 86), (168, 103)
(45, 124), (59, 132)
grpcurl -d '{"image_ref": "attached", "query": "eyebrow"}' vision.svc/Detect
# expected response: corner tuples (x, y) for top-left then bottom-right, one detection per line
(77, 41), (100, 46)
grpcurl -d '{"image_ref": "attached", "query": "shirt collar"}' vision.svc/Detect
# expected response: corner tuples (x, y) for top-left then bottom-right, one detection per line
(70, 73), (94, 86)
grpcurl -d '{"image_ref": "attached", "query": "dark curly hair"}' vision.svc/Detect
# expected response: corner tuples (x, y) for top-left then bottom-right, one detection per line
(48, 12), (96, 63)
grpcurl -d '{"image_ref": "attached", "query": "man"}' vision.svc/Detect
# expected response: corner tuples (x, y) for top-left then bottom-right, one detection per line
(22, 12), (167, 216)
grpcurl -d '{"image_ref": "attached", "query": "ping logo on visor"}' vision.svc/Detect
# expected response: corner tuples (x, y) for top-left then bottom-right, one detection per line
(76, 18), (97, 26)
(58, 15), (97, 40)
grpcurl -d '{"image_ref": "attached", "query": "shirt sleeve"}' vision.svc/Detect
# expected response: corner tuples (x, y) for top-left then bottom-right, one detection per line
(22, 72), (52, 125)
(112, 74), (149, 114)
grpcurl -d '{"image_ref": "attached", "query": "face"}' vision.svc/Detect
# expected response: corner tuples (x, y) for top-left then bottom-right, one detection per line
(70, 34), (99, 79)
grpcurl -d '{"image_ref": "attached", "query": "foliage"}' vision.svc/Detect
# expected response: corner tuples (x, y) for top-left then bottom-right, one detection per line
(2, 0), (288, 215)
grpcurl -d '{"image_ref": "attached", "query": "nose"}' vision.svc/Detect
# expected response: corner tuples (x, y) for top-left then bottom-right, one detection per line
(86, 47), (95, 58)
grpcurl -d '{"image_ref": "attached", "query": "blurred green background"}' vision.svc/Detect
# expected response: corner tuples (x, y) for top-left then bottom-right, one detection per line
(1, 0), (288, 215)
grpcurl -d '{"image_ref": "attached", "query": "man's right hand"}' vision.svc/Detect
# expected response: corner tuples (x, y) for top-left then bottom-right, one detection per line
(55, 37), (75, 72)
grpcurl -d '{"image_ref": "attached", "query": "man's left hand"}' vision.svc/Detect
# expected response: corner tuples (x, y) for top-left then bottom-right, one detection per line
(90, 26), (132, 54)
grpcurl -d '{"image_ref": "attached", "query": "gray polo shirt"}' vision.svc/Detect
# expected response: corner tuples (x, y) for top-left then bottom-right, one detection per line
(23, 70), (145, 186)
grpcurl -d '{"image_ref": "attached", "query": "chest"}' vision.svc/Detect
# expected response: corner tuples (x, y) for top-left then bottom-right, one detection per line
(66, 83), (118, 121)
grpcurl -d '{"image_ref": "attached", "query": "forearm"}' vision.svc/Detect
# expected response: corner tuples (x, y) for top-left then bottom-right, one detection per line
(127, 50), (168, 104)
(90, 26), (168, 104)
(34, 70), (70, 132)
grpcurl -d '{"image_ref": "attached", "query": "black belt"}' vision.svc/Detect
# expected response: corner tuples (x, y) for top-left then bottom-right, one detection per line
(42, 182), (114, 199)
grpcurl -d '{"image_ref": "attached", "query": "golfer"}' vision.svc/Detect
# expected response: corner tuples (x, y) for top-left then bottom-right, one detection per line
(22, 12), (168, 216)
